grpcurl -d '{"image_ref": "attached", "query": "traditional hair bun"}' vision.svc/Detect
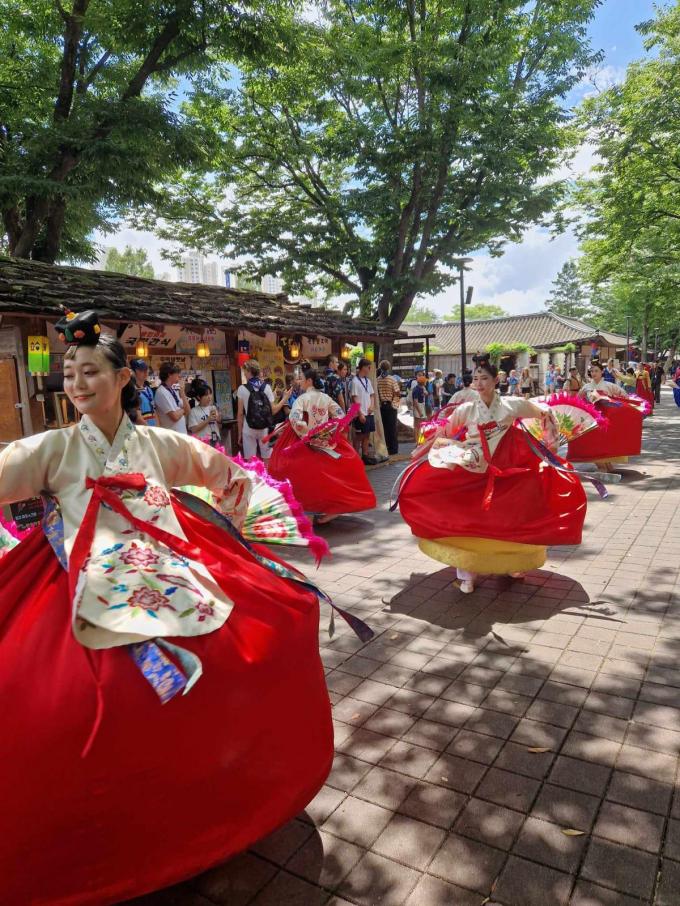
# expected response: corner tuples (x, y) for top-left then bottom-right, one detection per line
(54, 308), (102, 346)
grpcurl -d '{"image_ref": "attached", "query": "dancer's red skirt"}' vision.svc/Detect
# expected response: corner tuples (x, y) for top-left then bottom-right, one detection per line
(567, 398), (643, 462)
(269, 423), (376, 515)
(400, 427), (586, 546)
(0, 501), (333, 906)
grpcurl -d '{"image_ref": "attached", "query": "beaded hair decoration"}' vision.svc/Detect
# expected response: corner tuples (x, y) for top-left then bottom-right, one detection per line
(54, 307), (102, 345)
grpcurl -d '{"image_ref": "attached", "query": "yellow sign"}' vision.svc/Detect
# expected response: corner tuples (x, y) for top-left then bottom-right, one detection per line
(253, 345), (286, 392)
(28, 336), (50, 375)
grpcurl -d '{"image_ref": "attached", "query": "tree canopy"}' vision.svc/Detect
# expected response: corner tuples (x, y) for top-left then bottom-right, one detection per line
(574, 4), (680, 359)
(403, 304), (438, 323)
(449, 303), (509, 321)
(545, 259), (592, 319)
(145, 0), (600, 327)
(103, 245), (154, 278)
(0, 0), (290, 263)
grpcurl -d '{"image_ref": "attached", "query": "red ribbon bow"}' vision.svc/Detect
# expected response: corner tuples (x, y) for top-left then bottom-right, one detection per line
(69, 473), (203, 601)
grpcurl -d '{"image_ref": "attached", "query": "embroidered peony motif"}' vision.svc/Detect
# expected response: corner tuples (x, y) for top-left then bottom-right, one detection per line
(143, 485), (170, 508)
(127, 587), (172, 612)
(195, 600), (215, 622)
(119, 543), (159, 568)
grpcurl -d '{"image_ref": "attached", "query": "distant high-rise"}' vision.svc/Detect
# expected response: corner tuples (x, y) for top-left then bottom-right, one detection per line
(261, 274), (283, 294)
(177, 252), (220, 285)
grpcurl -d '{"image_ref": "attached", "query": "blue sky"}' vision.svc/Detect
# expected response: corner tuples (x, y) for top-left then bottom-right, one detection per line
(107, 0), (663, 312)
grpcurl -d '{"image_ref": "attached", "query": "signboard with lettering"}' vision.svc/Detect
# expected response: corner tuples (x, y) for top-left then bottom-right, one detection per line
(252, 346), (285, 391)
(301, 335), (332, 359)
(212, 370), (234, 421)
(175, 327), (227, 355)
(239, 330), (278, 350)
(118, 323), (180, 352)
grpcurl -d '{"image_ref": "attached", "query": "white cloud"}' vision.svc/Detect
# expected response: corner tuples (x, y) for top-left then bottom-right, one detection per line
(425, 226), (581, 318)
(579, 63), (628, 98)
(92, 226), (182, 279)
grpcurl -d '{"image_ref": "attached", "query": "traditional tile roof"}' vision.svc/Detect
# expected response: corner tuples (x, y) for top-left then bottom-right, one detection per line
(403, 311), (628, 354)
(0, 257), (403, 342)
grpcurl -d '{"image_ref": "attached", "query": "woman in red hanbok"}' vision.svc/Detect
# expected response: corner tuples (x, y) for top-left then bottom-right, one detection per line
(0, 311), (343, 906)
(268, 368), (376, 524)
(397, 358), (587, 594)
(634, 363), (655, 412)
(567, 360), (646, 471)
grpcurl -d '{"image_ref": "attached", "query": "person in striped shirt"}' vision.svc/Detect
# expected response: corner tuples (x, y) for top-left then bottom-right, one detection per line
(377, 360), (401, 455)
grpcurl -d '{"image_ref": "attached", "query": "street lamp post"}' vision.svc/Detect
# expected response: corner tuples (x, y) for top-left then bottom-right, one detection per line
(453, 258), (473, 372)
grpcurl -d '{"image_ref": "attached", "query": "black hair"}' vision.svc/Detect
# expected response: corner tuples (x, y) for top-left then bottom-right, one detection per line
(159, 361), (180, 383)
(626, 367), (635, 375)
(187, 378), (211, 401)
(446, 373), (455, 381)
(462, 371), (473, 387)
(337, 361), (349, 374)
(65, 334), (138, 416)
(472, 355), (498, 378)
(357, 357), (371, 371)
(302, 367), (325, 390)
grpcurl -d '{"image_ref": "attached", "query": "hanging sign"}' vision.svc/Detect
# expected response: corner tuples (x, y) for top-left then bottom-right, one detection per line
(239, 330), (278, 350)
(253, 346), (285, 391)
(212, 370), (234, 421)
(176, 327), (226, 355)
(118, 323), (180, 352)
(301, 335), (332, 359)
(28, 336), (50, 375)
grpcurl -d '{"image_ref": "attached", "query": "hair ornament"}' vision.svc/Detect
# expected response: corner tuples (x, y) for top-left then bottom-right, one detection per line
(54, 308), (103, 346)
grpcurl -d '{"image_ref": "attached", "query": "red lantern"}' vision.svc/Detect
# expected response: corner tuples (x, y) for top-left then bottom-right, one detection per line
(237, 351), (250, 367)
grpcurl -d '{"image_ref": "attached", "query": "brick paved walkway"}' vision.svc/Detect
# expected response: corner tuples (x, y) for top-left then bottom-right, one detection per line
(131, 390), (680, 906)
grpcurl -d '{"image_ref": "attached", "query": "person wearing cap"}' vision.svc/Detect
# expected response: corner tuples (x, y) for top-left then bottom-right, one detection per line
(130, 359), (156, 426)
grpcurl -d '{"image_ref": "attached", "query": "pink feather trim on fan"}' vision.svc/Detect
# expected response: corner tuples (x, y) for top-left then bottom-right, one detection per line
(542, 392), (607, 427)
(194, 436), (330, 565)
(627, 393), (652, 416)
(0, 515), (31, 540)
(233, 454), (330, 566)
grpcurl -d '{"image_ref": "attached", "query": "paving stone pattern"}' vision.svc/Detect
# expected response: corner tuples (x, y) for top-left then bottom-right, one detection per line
(129, 391), (680, 905)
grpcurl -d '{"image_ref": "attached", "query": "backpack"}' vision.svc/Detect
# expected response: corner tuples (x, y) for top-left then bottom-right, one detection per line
(245, 382), (273, 430)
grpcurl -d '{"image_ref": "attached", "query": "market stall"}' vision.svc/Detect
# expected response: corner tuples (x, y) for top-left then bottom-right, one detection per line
(0, 257), (402, 456)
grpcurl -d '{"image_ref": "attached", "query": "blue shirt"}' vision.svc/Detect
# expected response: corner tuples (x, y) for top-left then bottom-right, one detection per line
(412, 384), (427, 414)
(138, 384), (156, 426)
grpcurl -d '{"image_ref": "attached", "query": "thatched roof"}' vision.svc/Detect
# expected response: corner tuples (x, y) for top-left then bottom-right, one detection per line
(0, 257), (402, 342)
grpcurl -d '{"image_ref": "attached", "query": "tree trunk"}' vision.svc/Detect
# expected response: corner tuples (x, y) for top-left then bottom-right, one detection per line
(32, 198), (67, 264)
(383, 290), (418, 329)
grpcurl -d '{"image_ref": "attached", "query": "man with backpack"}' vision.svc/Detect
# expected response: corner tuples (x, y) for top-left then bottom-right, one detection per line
(237, 359), (291, 460)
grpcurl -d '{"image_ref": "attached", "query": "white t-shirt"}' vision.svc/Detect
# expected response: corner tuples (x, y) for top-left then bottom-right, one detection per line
(154, 384), (187, 434)
(350, 375), (374, 416)
(187, 405), (218, 439)
(237, 381), (275, 429)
